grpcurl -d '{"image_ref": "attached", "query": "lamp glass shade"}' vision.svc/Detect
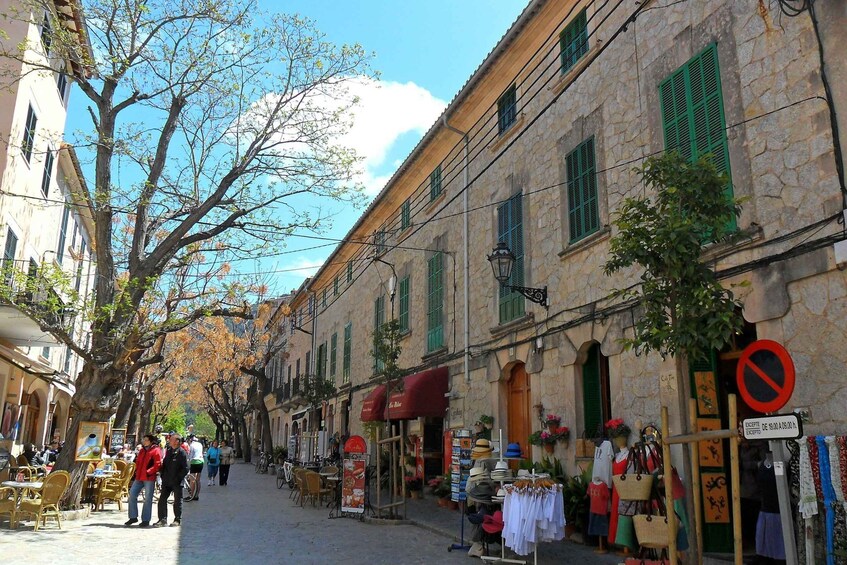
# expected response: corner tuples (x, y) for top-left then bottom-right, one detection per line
(488, 242), (515, 284)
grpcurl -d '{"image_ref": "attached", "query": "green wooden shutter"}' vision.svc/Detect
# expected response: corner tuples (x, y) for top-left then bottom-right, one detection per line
(330, 332), (337, 383)
(582, 344), (602, 437)
(343, 322), (352, 383)
(430, 165), (442, 201)
(660, 44), (734, 228)
(497, 193), (525, 323)
(560, 9), (588, 74)
(347, 261), (353, 282)
(566, 137), (599, 242)
(401, 199), (411, 230)
(398, 276), (410, 332)
(374, 295), (385, 372)
(497, 84), (517, 134)
(334, 276), (339, 296)
(427, 252), (444, 352)
(317, 343), (326, 378)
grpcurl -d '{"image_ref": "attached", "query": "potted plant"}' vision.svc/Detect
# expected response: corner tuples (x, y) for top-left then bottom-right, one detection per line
(562, 469), (591, 542)
(429, 475), (451, 506)
(604, 418), (631, 448)
(405, 476), (423, 499)
(529, 430), (557, 454)
(545, 413), (562, 431)
(479, 414), (494, 429)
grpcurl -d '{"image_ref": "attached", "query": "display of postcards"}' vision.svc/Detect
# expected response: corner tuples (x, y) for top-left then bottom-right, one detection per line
(456, 492), (467, 501)
(455, 429), (472, 438)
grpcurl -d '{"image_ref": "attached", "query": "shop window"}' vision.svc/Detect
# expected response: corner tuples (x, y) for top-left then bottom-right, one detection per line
(582, 343), (611, 437)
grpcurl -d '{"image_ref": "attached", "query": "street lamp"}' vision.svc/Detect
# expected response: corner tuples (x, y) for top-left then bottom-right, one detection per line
(487, 242), (548, 309)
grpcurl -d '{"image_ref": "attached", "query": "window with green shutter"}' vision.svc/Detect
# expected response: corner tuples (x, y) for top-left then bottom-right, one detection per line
(317, 342), (327, 378)
(497, 193), (525, 324)
(347, 261), (353, 282)
(582, 343), (611, 437)
(342, 322), (352, 383)
(334, 276), (339, 296)
(566, 137), (599, 242)
(330, 332), (337, 383)
(497, 84), (517, 135)
(374, 229), (387, 255)
(322, 288), (327, 307)
(373, 295), (385, 373)
(659, 43), (734, 228)
(401, 199), (411, 230)
(398, 276), (410, 332)
(560, 9), (588, 74)
(429, 165), (442, 201)
(426, 252), (444, 352)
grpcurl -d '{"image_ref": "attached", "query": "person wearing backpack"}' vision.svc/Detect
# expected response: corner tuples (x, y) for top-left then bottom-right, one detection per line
(206, 441), (220, 486)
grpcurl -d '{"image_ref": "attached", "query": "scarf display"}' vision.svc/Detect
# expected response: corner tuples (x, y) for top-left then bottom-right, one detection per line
(816, 437), (836, 565)
(838, 437), (847, 503)
(809, 437), (823, 502)
(799, 437), (818, 519)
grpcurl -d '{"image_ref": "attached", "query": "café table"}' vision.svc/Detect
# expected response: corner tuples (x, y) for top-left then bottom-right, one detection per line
(83, 471), (119, 510)
(325, 476), (341, 508)
(1, 480), (44, 529)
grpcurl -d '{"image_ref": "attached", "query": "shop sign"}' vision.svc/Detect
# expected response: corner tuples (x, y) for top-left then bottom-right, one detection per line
(736, 340), (795, 413)
(742, 413), (803, 441)
(341, 435), (367, 514)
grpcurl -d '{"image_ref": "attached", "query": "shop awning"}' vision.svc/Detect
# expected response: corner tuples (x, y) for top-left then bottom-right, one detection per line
(360, 384), (387, 422)
(384, 367), (449, 420)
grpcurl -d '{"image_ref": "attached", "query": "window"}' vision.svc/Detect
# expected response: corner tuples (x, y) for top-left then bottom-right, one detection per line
(74, 239), (86, 291)
(295, 359), (301, 393)
(41, 347), (50, 360)
(398, 276), (410, 333)
(566, 137), (599, 242)
(373, 294), (385, 373)
(56, 72), (69, 104)
(374, 229), (386, 255)
(40, 13), (52, 56)
(57, 204), (70, 265)
(347, 261), (353, 282)
(290, 317), (295, 336)
(342, 322), (352, 383)
(659, 44), (734, 226)
(401, 199), (411, 230)
(63, 349), (72, 374)
(426, 251), (444, 353)
(305, 350), (311, 376)
(429, 165), (442, 202)
(22, 105), (37, 164)
(582, 343), (611, 437)
(330, 332), (338, 383)
(41, 149), (54, 197)
(322, 288), (327, 308)
(4, 228), (18, 282)
(316, 342), (327, 379)
(334, 275), (339, 296)
(560, 9), (588, 74)
(497, 84), (517, 135)
(497, 193), (525, 323)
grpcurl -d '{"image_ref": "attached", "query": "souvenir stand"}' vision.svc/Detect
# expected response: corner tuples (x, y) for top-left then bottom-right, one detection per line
(448, 428), (473, 551)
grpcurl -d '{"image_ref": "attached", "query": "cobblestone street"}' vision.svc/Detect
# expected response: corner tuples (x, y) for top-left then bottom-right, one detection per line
(0, 463), (469, 565)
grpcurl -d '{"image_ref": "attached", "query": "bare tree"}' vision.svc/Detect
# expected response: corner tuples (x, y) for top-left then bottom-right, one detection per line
(0, 0), (369, 504)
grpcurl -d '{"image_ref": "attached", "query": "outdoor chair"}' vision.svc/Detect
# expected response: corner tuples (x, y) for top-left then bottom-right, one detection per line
(119, 463), (136, 500)
(95, 462), (132, 510)
(302, 471), (331, 508)
(11, 455), (36, 481)
(0, 482), (16, 526)
(15, 470), (70, 531)
(290, 468), (304, 503)
(113, 459), (127, 474)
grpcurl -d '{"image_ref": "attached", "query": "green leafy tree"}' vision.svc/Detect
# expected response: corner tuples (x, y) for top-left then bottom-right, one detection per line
(160, 406), (187, 436)
(0, 0), (370, 504)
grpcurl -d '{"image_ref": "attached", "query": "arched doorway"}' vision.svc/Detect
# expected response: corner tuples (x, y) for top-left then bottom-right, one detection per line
(507, 363), (531, 451)
(24, 393), (41, 446)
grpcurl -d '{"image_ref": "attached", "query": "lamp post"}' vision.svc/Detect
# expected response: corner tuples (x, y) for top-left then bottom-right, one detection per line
(487, 241), (548, 309)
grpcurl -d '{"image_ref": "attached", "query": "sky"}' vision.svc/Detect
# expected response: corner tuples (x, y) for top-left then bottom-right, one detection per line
(66, 0), (529, 293)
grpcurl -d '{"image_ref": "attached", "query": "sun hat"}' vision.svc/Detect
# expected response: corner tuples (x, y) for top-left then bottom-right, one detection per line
(468, 482), (494, 502)
(504, 443), (522, 458)
(494, 460), (509, 471)
(482, 510), (505, 534)
(468, 466), (488, 479)
(474, 439), (491, 449)
(517, 469), (530, 478)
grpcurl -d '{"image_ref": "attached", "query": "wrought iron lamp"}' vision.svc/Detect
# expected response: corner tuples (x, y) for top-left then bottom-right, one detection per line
(487, 241), (548, 309)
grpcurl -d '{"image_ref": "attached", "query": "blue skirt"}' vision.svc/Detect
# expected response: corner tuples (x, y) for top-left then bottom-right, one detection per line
(588, 511), (609, 536)
(756, 511), (785, 559)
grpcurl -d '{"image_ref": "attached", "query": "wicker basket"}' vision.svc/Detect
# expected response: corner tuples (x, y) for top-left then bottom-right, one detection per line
(633, 514), (671, 549)
(612, 473), (653, 501)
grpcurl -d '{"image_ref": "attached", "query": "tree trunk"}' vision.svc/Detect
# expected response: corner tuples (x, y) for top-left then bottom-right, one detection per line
(54, 363), (124, 508)
(126, 397), (140, 441)
(675, 353), (700, 562)
(138, 385), (154, 435)
(240, 418), (251, 463)
(231, 419), (242, 457)
(113, 380), (135, 427)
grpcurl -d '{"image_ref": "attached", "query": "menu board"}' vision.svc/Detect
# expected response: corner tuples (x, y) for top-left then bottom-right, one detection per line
(341, 435), (368, 514)
(451, 428), (472, 502)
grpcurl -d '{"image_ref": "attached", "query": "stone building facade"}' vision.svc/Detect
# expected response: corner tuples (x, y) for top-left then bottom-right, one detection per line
(264, 0), (846, 548)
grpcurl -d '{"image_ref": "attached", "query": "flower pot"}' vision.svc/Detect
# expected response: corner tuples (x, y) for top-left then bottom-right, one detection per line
(410, 490), (422, 500)
(544, 443), (555, 454)
(561, 438), (569, 450)
(613, 436), (628, 449)
(546, 421), (560, 432)
(437, 497), (448, 508)
(447, 499), (459, 511)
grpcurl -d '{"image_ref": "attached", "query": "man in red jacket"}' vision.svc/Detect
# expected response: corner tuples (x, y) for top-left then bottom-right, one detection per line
(125, 434), (162, 527)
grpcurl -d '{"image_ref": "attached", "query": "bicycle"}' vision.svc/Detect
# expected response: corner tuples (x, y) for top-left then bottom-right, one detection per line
(255, 451), (271, 474)
(182, 470), (199, 501)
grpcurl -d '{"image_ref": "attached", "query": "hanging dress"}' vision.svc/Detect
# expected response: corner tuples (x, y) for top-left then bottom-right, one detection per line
(611, 454), (637, 550)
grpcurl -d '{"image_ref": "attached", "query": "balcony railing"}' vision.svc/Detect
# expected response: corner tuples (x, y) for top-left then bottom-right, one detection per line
(1, 260), (77, 329)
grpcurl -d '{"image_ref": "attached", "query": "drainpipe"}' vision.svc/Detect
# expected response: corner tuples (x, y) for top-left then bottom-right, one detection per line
(442, 115), (470, 383)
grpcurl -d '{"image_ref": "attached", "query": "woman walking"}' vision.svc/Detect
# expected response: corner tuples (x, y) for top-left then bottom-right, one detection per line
(206, 440), (220, 486)
(218, 440), (234, 486)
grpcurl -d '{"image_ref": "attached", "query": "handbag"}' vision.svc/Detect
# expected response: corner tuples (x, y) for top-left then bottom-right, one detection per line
(633, 477), (674, 550)
(575, 432), (591, 458)
(613, 445), (653, 501)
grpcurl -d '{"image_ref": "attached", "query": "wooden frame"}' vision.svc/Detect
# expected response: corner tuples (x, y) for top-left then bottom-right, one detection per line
(74, 421), (107, 461)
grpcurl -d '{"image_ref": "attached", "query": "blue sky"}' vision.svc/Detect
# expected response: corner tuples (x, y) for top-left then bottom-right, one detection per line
(67, 0), (528, 294)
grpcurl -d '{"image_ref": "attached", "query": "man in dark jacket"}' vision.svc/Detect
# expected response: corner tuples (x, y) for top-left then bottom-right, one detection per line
(125, 434), (162, 527)
(154, 432), (188, 527)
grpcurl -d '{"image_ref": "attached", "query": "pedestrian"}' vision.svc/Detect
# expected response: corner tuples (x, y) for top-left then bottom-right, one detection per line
(124, 434), (162, 527)
(218, 440), (234, 486)
(153, 432), (188, 527)
(188, 435), (204, 500)
(206, 440), (220, 486)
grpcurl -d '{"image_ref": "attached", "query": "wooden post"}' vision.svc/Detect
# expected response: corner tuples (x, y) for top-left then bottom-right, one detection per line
(376, 426), (381, 517)
(401, 420), (407, 520)
(689, 398), (704, 565)
(728, 394), (742, 565)
(661, 405), (677, 563)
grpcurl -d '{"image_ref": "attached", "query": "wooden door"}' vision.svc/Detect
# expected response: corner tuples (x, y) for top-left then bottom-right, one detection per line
(507, 364), (531, 451)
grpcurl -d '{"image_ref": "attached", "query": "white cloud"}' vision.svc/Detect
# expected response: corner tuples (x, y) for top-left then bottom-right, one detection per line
(277, 256), (327, 277)
(341, 77), (447, 195)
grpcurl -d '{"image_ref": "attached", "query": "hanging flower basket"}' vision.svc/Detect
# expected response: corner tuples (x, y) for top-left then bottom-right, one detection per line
(544, 443), (555, 454)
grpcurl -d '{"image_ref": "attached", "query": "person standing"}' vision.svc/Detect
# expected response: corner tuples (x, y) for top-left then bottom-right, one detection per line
(218, 440), (234, 486)
(206, 441), (220, 486)
(124, 434), (162, 527)
(188, 435), (204, 500)
(154, 433), (188, 527)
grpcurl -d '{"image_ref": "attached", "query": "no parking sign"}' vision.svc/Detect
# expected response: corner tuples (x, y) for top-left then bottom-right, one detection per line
(736, 340), (795, 413)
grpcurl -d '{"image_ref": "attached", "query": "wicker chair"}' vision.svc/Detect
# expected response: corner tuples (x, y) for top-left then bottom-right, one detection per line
(0, 481), (16, 526)
(113, 459), (127, 474)
(95, 463), (133, 510)
(15, 471), (70, 530)
(290, 468), (304, 503)
(120, 463), (136, 500)
(302, 471), (331, 507)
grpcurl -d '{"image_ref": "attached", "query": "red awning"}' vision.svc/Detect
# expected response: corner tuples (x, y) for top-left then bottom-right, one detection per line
(360, 384), (387, 422)
(384, 367), (449, 420)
